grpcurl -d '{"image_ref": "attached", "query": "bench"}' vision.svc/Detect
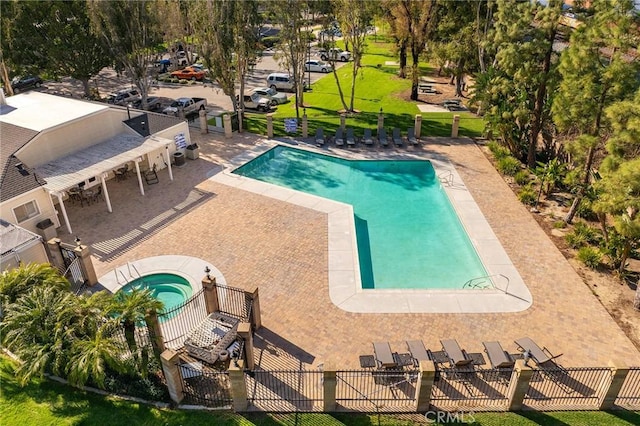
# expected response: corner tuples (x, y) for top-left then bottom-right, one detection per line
(419, 84), (437, 94)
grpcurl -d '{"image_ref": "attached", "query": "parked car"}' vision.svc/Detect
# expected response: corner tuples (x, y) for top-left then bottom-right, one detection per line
(186, 64), (209, 75)
(176, 50), (198, 67)
(304, 60), (333, 73)
(266, 72), (294, 91)
(10, 75), (43, 93)
(250, 87), (288, 104)
(170, 68), (205, 81)
(131, 96), (163, 112)
(238, 92), (275, 112)
(106, 88), (141, 105)
(163, 97), (207, 116)
(319, 48), (351, 62)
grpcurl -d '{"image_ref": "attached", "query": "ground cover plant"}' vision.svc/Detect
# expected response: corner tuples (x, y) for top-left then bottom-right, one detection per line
(242, 35), (484, 139)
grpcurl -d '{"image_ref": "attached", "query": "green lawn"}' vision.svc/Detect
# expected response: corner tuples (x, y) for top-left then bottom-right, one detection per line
(2, 356), (639, 425)
(242, 36), (484, 139)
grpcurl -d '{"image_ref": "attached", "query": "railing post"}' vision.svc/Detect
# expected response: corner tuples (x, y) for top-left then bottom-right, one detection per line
(414, 114), (422, 139)
(340, 113), (346, 131)
(47, 238), (65, 272)
(322, 361), (337, 412)
(302, 111), (308, 138)
(249, 286), (261, 330)
(199, 109), (208, 134)
(229, 359), (248, 411)
(508, 359), (533, 411)
(377, 109), (384, 131)
(202, 275), (219, 315)
(266, 113), (274, 138)
(160, 349), (184, 405)
(415, 360), (437, 412)
(73, 243), (98, 286)
(600, 361), (629, 410)
(223, 113), (232, 139)
(145, 309), (165, 360)
(451, 114), (460, 138)
(237, 322), (255, 370)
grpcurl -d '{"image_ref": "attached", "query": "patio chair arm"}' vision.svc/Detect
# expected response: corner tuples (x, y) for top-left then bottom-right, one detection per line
(543, 347), (563, 360)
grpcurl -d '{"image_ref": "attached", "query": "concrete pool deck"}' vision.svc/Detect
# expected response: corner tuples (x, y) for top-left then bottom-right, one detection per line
(215, 143), (532, 314)
(57, 131), (640, 368)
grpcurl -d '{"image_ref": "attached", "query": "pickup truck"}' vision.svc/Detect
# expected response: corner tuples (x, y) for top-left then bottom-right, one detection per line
(163, 97), (207, 116)
(237, 92), (275, 112)
(319, 48), (351, 62)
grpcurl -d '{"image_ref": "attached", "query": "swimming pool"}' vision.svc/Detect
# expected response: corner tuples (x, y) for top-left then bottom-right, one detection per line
(233, 146), (488, 290)
(119, 273), (193, 319)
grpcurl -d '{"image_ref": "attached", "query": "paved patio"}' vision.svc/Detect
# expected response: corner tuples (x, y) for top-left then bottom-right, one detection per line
(56, 128), (640, 369)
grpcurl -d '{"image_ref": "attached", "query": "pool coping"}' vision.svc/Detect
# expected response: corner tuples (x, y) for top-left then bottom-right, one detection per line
(98, 255), (227, 295)
(211, 139), (532, 314)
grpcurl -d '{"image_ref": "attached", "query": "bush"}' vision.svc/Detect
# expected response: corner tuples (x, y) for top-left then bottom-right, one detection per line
(497, 156), (522, 176)
(261, 36), (280, 49)
(518, 185), (537, 206)
(170, 78), (179, 83)
(514, 170), (530, 185)
(577, 246), (602, 269)
(179, 79), (188, 85)
(553, 221), (567, 229)
(487, 141), (511, 160)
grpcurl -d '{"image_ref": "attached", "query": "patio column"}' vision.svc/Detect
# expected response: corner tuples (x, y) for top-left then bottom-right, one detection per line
(229, 359), (248, 411)
(134, 160), (145, 196)
(160, 349), (184, 404)
(55, 192), (72, 234)
(415, 360), (437, 412)
(508, 359), (533, 411)
(100, 174), (112, 213)
(322, 361), (337, 412)
(600, 361), (629, 410)
(414, 114), (422, 139)
(164, 146), (174, 181)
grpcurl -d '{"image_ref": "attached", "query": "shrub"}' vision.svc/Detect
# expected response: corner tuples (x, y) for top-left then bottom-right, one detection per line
(179, 79), (188, 85)
(487, 141), (511, 160)
(577, 246), (602, 269)
(514, 170), (530, 185)
(553, 221), (567, 229)
(170, 78), (179, 83)
(261, 36), (280, 49)
(518, 185), (537, 206)
(573, 222), (601, 245)
(565, 231), (586, 248)
(497, 156), (521, 176)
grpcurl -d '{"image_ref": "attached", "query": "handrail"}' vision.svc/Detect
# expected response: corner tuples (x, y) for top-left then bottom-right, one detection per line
(129, 262), (143, 280)
(463, 274), (510, 292)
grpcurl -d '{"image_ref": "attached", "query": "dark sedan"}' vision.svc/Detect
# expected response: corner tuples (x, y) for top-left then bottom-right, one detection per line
(11, 75), (43, 93)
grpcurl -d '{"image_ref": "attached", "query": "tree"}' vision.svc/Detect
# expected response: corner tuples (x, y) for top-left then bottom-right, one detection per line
(2, 1), (110, 98)
(0, 262), (69, 305)
(552, 0), (640, 224)
(88, 0), (164, 110)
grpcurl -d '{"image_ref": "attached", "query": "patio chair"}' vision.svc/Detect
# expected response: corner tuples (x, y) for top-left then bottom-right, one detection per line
(363, 128), (374, 146)
(346, 127), (356, 147)
(440, 339), (472, 367)
(392, 127), (403, 147)
(482, 341), (514, 368)
(514, 337), (563, 367)
(373, 341), (397, 368)
(114, 163), (130, 181)
(334, 127), (345, 147)
(144, 164), (159, 185)
(407, 127), (419, 145)
(406, 340), (431, 367)
(315, 128), (325, 146)
(377, 128), (388, 147)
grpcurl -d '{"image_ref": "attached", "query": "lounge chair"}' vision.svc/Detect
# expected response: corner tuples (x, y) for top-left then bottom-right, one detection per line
(363, 128), (374, 146)
(346, 127), (356, 147)
(373, 341), (396, 368)
(378, 128), (388, 147)
(441, 339), (472, 367)
(334, 127), (345, 147)
(315, 128), (325, 146)
(514, 337), (563, 367)
(392, 127), (403, 146)
(406, 340), (431, 367)
(407, 127), (419, 145)
(482, 341), (514, 368)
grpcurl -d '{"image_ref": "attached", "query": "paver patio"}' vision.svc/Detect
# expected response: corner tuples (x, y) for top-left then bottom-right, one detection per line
(56, 128), (640, 369)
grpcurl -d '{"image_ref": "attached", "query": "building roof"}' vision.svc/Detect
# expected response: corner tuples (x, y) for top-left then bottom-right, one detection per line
(0, 122), (44, 202)
(0, 219), (42, 256)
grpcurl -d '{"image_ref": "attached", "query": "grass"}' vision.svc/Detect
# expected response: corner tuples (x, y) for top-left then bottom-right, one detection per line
(240, 36), (484, 139)
(2, 355), (639, 425)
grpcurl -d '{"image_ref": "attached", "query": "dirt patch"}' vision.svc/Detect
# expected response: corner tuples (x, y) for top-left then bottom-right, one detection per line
(479, 145), (640, 351)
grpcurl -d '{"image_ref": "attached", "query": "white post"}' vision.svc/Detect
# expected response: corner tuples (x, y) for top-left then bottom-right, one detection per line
(56, 192), (72, 234)
(134, 160), (145, 196)
(165, 146), (174, 181)
(101, 174), (112, 213)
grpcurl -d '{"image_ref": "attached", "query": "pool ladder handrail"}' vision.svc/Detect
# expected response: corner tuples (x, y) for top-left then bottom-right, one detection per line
(115, 262), (143, 286)
(438, 170), (454, 187)
(463, 274), (509, 292)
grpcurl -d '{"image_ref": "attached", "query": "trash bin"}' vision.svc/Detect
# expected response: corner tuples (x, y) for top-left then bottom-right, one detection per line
(186, 143), (200, 160)
(174, 151), (186, 167)
(35, 218), (57, 241)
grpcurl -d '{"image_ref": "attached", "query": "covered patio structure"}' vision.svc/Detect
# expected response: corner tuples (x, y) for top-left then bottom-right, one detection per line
(35, 133), (176, 234)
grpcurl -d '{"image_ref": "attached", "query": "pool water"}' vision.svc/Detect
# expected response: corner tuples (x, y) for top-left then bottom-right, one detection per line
(119, 273), (193, 320)
(233, 146), (488, 290)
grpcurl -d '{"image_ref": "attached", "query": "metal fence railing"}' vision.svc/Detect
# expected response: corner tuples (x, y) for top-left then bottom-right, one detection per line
(158, 288), (208, 350)
(215, 283), (253, 324)
(523, 367), (612, 410)
(180, 363), (232, 408)
(430, 367), (513, 411)
(245, 369), (324, 412)
(336, 369), (418, 413)
(615, 367), (640, 409)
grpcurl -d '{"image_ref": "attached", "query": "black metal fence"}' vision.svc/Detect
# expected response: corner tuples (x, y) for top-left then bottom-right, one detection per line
(246, 369), (324, 412)
(430, 367), (513, 411)
(336, 369), (418, 412)
(180, 363), (232, 408)
(215, 283), (254, 325)
(615, 367), (640, 409)
(522, 367), (611, 410)
(158, 288), (208, 350)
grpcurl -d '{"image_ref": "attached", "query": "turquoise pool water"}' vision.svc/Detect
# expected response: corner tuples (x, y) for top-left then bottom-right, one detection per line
(233, 146), (488, 290)
(119, 273), (193, 320)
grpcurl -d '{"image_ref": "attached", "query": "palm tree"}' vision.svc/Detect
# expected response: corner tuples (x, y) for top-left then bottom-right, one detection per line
(0, 263), (70, 304)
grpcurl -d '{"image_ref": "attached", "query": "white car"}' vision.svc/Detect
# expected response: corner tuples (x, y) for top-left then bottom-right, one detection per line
(250, 87), (288, 105)
(304, 60), (333, 73)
